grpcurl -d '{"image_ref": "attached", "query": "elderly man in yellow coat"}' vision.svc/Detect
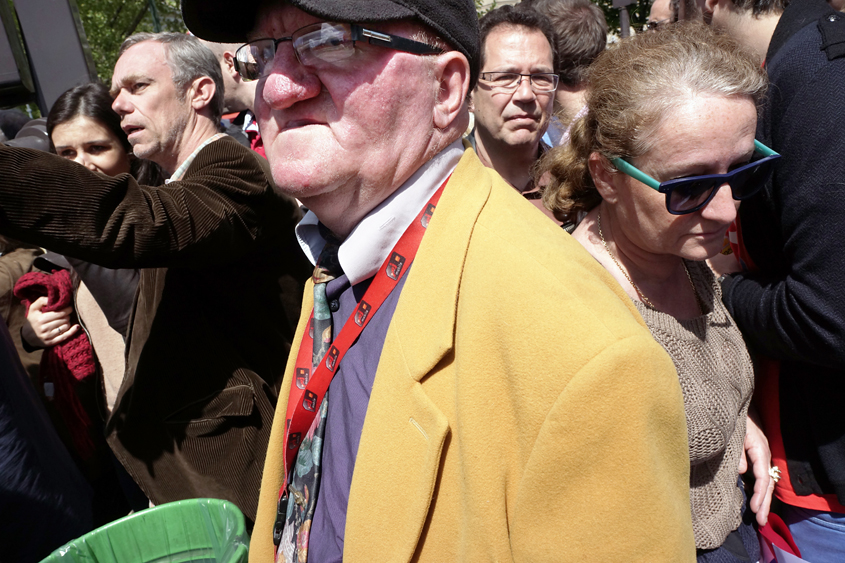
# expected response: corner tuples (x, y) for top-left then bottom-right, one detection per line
(182, 0), (696, 560)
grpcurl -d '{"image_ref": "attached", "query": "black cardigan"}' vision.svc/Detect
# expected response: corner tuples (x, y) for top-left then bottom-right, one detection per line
(722, 0), (845, 503)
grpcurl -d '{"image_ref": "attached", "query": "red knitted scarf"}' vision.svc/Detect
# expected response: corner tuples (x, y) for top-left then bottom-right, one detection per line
(14, 269), (96, 459)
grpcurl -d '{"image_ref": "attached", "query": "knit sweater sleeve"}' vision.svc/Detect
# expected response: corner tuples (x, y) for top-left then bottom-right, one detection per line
(722, 26), (845, 369)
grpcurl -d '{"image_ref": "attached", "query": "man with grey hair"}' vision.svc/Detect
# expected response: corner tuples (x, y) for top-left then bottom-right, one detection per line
(111, 32), (225, 171)
(0, 31), (310, 525)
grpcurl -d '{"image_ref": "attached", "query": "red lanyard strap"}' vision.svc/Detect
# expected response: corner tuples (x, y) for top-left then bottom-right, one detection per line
(281, 178), (447, 488)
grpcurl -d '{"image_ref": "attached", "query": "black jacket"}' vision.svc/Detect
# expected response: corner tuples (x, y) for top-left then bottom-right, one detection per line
(722, 0), (845, 503)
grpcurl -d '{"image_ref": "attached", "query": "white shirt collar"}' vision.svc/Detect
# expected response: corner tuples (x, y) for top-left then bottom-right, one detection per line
(243, 111), (259, 133)
(296, 139), (464, 285)
(165, 133), (226, 183)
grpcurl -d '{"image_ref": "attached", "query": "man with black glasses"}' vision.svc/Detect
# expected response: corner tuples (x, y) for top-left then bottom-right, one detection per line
(183, 0), (696, 561)
(468, 6), (557, 196)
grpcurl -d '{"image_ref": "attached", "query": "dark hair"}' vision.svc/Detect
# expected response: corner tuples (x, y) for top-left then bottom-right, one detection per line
(729, 0), (789, 15)
(478, 5), (559, 73)
(519, 0), (607, 87)
(47, 82), (163, 185)
(48, 83), (128, 153)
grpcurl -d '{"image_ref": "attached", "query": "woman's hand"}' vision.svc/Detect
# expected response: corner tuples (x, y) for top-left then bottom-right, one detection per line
(739, 407), (775, 526)
(707, 250), (742, 277)
(22, 296), (79, 348)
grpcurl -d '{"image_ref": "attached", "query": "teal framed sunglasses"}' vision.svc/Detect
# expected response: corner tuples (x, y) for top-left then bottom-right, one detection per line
(612, 140), (781, 215)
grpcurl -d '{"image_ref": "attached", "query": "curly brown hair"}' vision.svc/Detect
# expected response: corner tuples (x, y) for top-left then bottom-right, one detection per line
(537, 22), (767, 223)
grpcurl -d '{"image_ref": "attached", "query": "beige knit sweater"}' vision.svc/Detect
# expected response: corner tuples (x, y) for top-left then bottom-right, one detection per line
(634, 260), (754, 550)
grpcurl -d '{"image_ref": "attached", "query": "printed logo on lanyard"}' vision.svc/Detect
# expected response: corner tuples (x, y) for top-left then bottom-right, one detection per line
(272, 176), (449, 548)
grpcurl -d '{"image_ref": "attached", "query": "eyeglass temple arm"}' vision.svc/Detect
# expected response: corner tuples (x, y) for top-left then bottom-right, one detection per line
(611, 157), (661, 191)
(754, 139), (779, 157)
(612, 140), (780, 192)
(354, 26), (442, 55)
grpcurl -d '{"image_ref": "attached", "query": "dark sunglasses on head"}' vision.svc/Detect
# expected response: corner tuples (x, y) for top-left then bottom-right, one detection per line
(612, 140), (781, 215)
(235, 21), (443, 81)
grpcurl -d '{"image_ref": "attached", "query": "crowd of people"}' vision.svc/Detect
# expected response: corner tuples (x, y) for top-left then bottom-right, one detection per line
(0, 0), (843, 561)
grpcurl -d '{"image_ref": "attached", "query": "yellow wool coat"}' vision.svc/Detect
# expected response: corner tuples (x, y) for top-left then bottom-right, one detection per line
(251, 149), (696, 562)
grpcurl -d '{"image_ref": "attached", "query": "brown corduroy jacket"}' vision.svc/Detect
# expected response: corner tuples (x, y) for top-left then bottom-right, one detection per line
(0, 136), (312, 525)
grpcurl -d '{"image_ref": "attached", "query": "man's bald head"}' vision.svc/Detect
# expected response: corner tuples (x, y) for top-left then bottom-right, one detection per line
(198, 39), (257, 113)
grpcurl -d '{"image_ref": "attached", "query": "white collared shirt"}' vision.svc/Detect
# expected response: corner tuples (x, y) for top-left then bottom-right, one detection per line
(296, 140), (464, 285)
(243, 111), (260, 135)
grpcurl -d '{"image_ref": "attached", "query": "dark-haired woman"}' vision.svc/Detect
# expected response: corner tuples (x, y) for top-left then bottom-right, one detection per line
(19, 82), (157, 521)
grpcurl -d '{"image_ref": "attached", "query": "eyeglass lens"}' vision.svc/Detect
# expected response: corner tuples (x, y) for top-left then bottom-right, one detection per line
(293, 23), (351, 65)
(236, 23), (359, 80)
(481, 72), (558, 92)
(667, 159), (775, 213)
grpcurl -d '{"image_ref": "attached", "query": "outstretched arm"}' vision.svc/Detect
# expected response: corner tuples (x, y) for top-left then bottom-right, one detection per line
(0, 139), (299, 269)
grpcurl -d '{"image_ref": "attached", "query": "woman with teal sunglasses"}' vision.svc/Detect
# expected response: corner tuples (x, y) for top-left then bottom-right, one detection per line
(538, 22), (777, 562)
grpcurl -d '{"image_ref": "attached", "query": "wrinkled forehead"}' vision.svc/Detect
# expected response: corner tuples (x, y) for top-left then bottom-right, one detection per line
(110, 41), (171, 94)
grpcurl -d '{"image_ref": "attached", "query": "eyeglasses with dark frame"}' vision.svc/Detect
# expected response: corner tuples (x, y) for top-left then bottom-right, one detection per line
(477, 72), (559, 93)
(612, 140), (781, 215)
(235, 21), (443, 81)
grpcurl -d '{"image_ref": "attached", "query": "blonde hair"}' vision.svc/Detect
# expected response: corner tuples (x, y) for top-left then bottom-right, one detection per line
(537, 22), (768, 222)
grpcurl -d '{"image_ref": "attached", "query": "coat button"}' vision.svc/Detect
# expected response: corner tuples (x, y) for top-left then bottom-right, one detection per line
(330, 299), (340, 312)
(829, 14), (839, 22)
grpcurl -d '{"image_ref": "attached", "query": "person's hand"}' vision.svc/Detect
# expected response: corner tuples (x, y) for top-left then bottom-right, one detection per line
(707, 250), (742, 277)
(739, 409), (775, 526)
(22, 296), (79, 348)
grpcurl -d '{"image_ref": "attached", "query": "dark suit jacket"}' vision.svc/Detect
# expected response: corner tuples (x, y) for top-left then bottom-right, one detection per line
(0, 136), (311, 524)
(0, 315), (94, 561)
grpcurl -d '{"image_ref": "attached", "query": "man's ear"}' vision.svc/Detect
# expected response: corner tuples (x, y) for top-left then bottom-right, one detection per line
(588, 151), (620, 204)
(702, 0), (719, 16)
(187, 76), (216, 112)
(222, 51), (240, 82)
(433, 52), (470, 129)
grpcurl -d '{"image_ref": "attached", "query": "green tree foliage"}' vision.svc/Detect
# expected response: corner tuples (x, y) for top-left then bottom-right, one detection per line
(597, 0), (651, 37)
(476, 0), (498, 17)
(75, 0), (185, 83)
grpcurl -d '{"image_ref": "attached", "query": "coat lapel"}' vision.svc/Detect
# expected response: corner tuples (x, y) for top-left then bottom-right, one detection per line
(343, 148), (493, 561)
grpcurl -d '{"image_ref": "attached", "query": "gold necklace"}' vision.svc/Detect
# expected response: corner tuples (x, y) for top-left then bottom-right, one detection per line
(597, 210), (701, 312)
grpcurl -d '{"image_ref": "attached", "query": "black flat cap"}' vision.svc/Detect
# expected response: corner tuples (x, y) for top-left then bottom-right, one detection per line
(181, 0), (479, 84)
